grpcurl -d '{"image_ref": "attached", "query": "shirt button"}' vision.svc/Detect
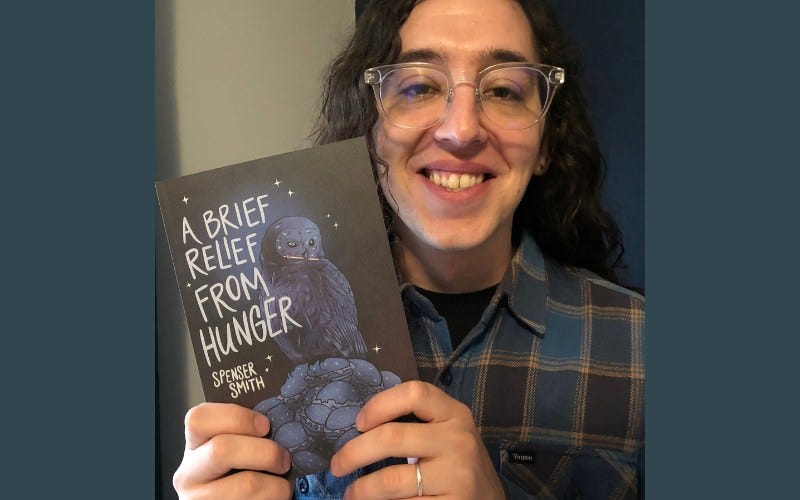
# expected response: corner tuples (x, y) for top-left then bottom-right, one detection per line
(440, 369), (453, 386)
(297, 476), (309, 494)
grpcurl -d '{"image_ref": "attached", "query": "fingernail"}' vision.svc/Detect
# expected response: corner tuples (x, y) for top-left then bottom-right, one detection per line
(355, 411), (365, 431)
(282, 449), (291, 471)
(254, 413), (270, 436)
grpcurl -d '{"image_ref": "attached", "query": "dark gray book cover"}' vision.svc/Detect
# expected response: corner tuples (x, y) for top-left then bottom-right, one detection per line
(157, 137), (418, 477)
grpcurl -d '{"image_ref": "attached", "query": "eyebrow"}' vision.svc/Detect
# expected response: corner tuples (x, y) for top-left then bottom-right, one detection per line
(488, 48), (531, 64)
(395, 48), (532, 65)
(395, 49), (441, 64)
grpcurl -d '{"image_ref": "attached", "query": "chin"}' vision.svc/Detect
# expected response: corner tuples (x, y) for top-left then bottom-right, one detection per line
(404, 220), (497, 253)
(421, 236), (482, 252)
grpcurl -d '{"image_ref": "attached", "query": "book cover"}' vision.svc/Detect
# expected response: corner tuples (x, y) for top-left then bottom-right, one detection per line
(156, 137), (418, 477)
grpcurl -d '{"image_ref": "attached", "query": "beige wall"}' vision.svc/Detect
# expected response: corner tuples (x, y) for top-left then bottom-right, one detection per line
(155, 1), (354, 496)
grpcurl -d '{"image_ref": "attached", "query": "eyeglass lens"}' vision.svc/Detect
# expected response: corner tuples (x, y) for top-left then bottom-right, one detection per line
(378, 66), (550, 129)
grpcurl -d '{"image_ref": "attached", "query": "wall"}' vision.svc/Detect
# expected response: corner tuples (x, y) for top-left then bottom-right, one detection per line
(155, 1), (354, 497)
(551, 0), (645, 291)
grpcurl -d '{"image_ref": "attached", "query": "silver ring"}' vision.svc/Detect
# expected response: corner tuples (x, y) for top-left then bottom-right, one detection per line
(415, 461), (423, 497)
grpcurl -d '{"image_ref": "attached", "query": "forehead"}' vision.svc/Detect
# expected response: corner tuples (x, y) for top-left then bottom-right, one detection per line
(399, 0), (538, 67)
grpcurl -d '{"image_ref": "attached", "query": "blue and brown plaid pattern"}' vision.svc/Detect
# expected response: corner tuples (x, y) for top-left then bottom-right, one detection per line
(402, 233), (645, 499)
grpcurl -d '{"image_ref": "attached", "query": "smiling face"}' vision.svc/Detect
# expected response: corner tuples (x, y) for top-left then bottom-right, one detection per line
(374, 0), (546, 260)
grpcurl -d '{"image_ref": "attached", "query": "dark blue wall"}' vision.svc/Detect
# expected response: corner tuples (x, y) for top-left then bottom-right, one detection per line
(551, 1), (644, 291)
(355, 0), (645, 291)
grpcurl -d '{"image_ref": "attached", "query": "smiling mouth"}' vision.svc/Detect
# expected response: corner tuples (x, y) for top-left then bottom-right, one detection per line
(423, 169), (489, 191)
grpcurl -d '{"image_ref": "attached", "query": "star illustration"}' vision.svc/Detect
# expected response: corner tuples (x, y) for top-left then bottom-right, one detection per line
(372, 345), (382, 354)
(265, 355), (272, 362)
(288, 190), (294, 197)
(181, 196), (189, 204)
(264, 367), (270, 373)
(326, 213), (331, 218)
(186, 282), (191, 288)
(334, 222), (339, 229)
(274, 179), (282, 187)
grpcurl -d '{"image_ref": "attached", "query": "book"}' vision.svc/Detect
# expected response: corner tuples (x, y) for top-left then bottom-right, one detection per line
(156, 137), (418, 478)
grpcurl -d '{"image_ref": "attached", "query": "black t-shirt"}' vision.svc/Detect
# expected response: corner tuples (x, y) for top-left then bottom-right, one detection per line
(417, 285), (498, 350)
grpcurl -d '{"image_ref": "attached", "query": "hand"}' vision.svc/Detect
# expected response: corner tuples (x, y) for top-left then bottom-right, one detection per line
(173, 402), (293, 499)
(330, 381), (505, 499)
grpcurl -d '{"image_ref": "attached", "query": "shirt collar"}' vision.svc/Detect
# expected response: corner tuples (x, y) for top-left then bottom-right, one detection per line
(497, 232), (548, 336)
(398, 232), (548, 336)
(400, 281), (443, 323)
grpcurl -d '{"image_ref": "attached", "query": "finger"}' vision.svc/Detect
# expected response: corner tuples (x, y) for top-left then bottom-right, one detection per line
(331, 422), (444, 476)
(179, 433), (291, 485)
(179, 469), (293, 500)
(184, 402), (270, 450)
(344, 461), (448, 500)
(357, 381), (471, 431)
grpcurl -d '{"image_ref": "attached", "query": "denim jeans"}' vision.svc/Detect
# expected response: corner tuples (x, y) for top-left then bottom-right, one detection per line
(293, 470), (361, 499)
(292, 458), (406, 499)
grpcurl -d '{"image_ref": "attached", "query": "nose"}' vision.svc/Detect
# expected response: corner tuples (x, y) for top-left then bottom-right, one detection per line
(432, 81), (487, 147)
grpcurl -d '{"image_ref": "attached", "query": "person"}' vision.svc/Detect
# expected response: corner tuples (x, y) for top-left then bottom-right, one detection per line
(172, 0), (644, 498)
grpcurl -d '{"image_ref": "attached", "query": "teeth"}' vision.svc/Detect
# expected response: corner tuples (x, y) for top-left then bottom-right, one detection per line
(427, 170), (485, 191)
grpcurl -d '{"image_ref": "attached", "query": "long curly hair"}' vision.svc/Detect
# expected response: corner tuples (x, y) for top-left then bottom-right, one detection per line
(310, 0), (625, 284)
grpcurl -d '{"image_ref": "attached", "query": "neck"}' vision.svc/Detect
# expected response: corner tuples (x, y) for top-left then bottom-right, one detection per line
(393, 226), (514, 294)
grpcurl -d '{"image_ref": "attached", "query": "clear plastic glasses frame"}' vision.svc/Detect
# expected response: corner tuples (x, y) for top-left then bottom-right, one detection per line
(363, 62), (565, 130)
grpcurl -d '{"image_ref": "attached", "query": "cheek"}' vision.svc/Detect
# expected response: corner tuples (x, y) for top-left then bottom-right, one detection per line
(372, 122), (421, 198)
(373, 137), (394, 199)
(517, 169), (535, 199)
(373, 120), (427, 167)
(372, 120), (396, 165)
(499, 128), (544, 178)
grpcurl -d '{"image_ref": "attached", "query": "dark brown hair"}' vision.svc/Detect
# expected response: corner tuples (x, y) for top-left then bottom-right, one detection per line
(311, 0), (625, 283)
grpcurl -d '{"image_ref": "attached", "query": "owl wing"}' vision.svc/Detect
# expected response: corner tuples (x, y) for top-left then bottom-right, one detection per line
(261, 264), (310, 364)
(314, 260), (368, 358)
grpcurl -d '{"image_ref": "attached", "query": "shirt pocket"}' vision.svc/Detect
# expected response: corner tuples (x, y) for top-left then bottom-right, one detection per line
(499, 441), (639, 500)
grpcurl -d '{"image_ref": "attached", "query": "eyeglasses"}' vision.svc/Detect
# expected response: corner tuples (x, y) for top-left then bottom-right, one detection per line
(364, 62), (565, 130)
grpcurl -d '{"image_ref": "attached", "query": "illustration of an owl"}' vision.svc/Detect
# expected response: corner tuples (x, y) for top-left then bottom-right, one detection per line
(259, 216), (368, 364)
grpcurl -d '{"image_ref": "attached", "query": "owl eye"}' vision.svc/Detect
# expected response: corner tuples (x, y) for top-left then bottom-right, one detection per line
(287, 241), (297, 248)
(308, 238), (316, 247)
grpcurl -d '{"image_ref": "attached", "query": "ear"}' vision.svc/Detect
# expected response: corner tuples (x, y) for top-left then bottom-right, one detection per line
(533, 137), (549, 176)
(533, 152), (549, 176)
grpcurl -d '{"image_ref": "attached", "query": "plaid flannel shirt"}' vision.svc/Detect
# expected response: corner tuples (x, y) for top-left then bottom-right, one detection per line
(403, 232), (645, 499)
(295, 232), (645, 499)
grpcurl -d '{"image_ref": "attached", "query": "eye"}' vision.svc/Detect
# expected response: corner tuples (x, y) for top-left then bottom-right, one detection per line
(308, 238), (315, 247)
(384, 71), (444, 104)
(400, 83), (439, 101)
(481, 68), (545, 108)
(482, 83), (523, 102)
(287, 241), (297, 248)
